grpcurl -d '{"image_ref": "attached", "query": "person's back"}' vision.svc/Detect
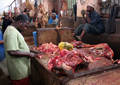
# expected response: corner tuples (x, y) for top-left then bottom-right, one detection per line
(4, 25), (30, 80)
(3, 14), (38, 85)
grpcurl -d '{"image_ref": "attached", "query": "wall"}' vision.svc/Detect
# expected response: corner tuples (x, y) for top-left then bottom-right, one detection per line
(41, 0), (59, 12)
(77, 0), (101, 17)
(43, 0), (48, 11)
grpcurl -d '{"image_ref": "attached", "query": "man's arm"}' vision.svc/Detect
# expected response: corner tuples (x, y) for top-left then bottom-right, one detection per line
(85, 11), (101, 24)
(8, 50), (37, 58)
(89, 13), (101, 25)
(85, 12), (91, 23)
(0, 40), (4, 44)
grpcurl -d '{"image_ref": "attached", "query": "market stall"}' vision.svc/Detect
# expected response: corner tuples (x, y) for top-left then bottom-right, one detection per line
(30, 41), (120, 85)
(30, 27), (120, 85)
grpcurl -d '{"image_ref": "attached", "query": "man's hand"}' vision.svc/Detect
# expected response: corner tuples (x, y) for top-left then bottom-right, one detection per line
(85, 11), (89, 17)
(0, 40), (4, 44)
(29, 53), (38, 58)
(86, 15), (91, 23)
(84, 11), (91, 23)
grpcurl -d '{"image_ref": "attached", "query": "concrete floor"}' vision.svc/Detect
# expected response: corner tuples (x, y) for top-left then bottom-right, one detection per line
(0, 76), (11, 85)
(0, 69), (11, 85)
(0, 68), (35, 85)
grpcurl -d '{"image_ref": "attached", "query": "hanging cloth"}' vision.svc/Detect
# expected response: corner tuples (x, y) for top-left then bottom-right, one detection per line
(34, 0), (38, 8)
(26, 0), (32, 10)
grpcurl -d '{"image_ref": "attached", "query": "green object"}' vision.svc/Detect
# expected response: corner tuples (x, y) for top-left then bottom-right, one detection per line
(4, 26), (30, 80)
(67, 0), (76, 9)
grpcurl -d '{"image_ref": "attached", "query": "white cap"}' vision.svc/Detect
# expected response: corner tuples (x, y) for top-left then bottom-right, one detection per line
(88, 3), (95, 8)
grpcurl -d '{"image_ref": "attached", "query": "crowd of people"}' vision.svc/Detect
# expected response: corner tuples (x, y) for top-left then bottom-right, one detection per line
(0, 7), (59, 33)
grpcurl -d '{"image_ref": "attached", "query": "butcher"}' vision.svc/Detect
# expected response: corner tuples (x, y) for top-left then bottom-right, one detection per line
(4, 15), (38, 85)
(74, 3), (105, 40)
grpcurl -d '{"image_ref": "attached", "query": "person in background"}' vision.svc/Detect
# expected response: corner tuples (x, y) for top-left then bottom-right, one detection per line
(74, 3), (105, 40)
(52, 8), (56, 13)
(4, 15), (39, 85)
(22, 8), (30, 22)
(107, 4), (119, 33)
(0, 40), (3, 44)
(0, 30), (4, 60)
(2, 14), (12, 34)
(51, 13), (59, 25)
(0, 16), (2, 29)
(29, 9), (35, 24)
(0, 18), (3, 44)
(48, 13), (59, 25)
(48, 8), (59, 24)
(0, 29), (8, 76)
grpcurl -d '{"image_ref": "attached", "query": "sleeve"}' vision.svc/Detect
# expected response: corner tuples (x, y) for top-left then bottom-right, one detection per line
(90, 13), (101, 25)
(5, 32), (19, 51)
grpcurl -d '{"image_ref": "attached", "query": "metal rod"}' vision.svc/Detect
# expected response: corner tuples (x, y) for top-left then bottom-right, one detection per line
(9, 0), (16, 7)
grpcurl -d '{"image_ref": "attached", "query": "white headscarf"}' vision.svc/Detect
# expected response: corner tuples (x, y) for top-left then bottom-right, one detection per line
(88, 3), (95, 8)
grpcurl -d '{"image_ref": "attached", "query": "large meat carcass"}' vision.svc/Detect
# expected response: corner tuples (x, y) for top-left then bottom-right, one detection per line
(32, 41), (114, 73)
(31, 41), (120, 85)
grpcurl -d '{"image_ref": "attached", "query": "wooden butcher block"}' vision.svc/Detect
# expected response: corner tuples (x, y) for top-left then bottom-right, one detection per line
(37, 27), (74, 45)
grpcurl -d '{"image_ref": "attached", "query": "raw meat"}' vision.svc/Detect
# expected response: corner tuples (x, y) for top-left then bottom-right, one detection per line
(33, 43), (60, 58)
(88, 57), (113, 70)
(89, 43), (114, 60)
(48, 49), (83, 71)
(48, 43), (114, 71)
(32, 42), (114, 72)
(36, 43), (59, 54)
(71, 40), (94, 48)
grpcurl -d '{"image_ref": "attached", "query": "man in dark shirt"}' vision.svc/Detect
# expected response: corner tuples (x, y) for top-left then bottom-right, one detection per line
(2, 14), (12, 34)
(74, 4), (104, 40)
(22, 9), (30, 22)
